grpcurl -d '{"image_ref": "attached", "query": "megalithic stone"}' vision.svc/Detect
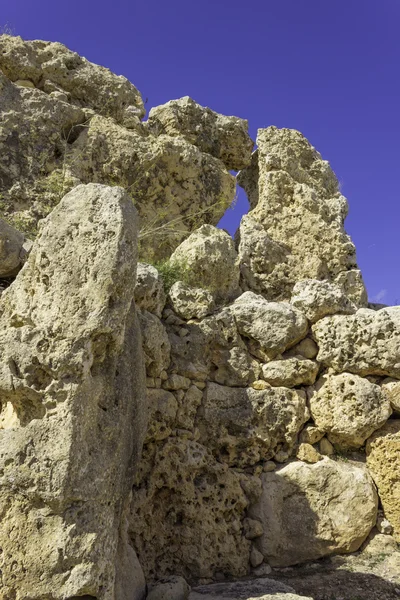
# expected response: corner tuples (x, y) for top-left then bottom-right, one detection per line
(0, 184), (147, 599)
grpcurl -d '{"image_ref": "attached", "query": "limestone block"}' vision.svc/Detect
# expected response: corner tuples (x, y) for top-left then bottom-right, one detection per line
(0, 184), (147, 599)
(261, 356), (319, 388)
(129, 438), (250, 581)
(169, 225), (240, 301)
(135, 263), (166, 318)
(382, 378), (400, 413)
(139, 310), (171, 377)
(237, 127), (366, 303)
(230, 292), (308, 359)
(147, 96), (254, 170)
(366, 420), (400, 542)
(0, 35), (145, 120)
(290, 278), (356, 322)
(169, 281), (215, 320)
(250, 458), (378, 566)
(308, 373), (391, 449)
(313, 307), (400, 378)
(199, 382), (308, 467)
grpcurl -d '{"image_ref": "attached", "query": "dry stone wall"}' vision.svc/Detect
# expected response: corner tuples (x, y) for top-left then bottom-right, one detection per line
(0, 34), (399, 600)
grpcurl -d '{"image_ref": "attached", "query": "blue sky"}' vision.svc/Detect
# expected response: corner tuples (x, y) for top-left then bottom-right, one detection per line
(2, 0), (400, 303)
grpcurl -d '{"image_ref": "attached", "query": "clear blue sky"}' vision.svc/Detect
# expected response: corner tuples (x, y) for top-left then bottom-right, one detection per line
(2, 0), (400, 304)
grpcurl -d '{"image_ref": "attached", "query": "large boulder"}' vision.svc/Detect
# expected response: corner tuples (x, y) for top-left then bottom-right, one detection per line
(0, 184), (147, 599)
(308, 373), (392, 449)
(312, 307), (400, 377)
(366, 420), (400, 542)
(237, 127), (367, 304)
(249, 458), (378, 566)
(0, 35), (145, 121)
(230, 292), (308, 360)
(169, 225), (240, 301)
(147, 96), (254, 170)
(199, 382), (309, 467)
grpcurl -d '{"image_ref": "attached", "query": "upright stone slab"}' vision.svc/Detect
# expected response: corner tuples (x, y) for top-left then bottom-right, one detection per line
(0, 184), (147, 599)
(237, 127), (367, 304)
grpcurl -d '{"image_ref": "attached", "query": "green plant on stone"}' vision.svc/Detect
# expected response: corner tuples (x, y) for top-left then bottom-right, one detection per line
(150, 258), (191, 293)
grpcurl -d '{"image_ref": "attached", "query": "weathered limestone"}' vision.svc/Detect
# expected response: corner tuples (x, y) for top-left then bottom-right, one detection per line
(0, 217), (30, 276)
(290, 279), (356, 322)
(237, 127), (367, 303)
(168, 307), (260, 386)
(190, 579), (313, 600)
(250, 458), (378, 566)
(0, 35), (145, 121)
(313, 307), (400, 377)
(366, 420), (400, 542)
(0, 69), (87, 234)
(308, 373), (392, 449)
(230, 292), (308, 360)
(0, 39), (237, 258)
(139, 310), (171, 377)
(129, 438), (251, 581)
(199, 382), (309, 467)
(169, 225), (240, 301)
(147, 96), (254, 170)
(135, 263), (166, 318)
(261, 356), (319, 388)
(381, 378), (400, 413)
(296, 443), (322, 463)
(169, 281), (215, 320)
(0, 184), (147, 599)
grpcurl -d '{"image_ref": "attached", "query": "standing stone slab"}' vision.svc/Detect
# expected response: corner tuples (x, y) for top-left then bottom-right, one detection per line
(0, 184), (147, 599)
(237, 127), (367, 304)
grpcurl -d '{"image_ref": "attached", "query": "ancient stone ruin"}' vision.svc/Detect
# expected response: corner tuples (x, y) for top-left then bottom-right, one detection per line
(0, 35), (399, 600)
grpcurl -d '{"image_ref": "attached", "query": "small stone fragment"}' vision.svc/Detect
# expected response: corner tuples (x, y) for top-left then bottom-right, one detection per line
(250, 546), (265, 568)
(382, 378), (400, 413)
(299, 424), (324, 445)
(243, 518), (264, 540)
(0, 218), (26, 277)
(285, 337), (319, 360)
(319, 437), (334, 456)
(296, 443), (322, 464)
